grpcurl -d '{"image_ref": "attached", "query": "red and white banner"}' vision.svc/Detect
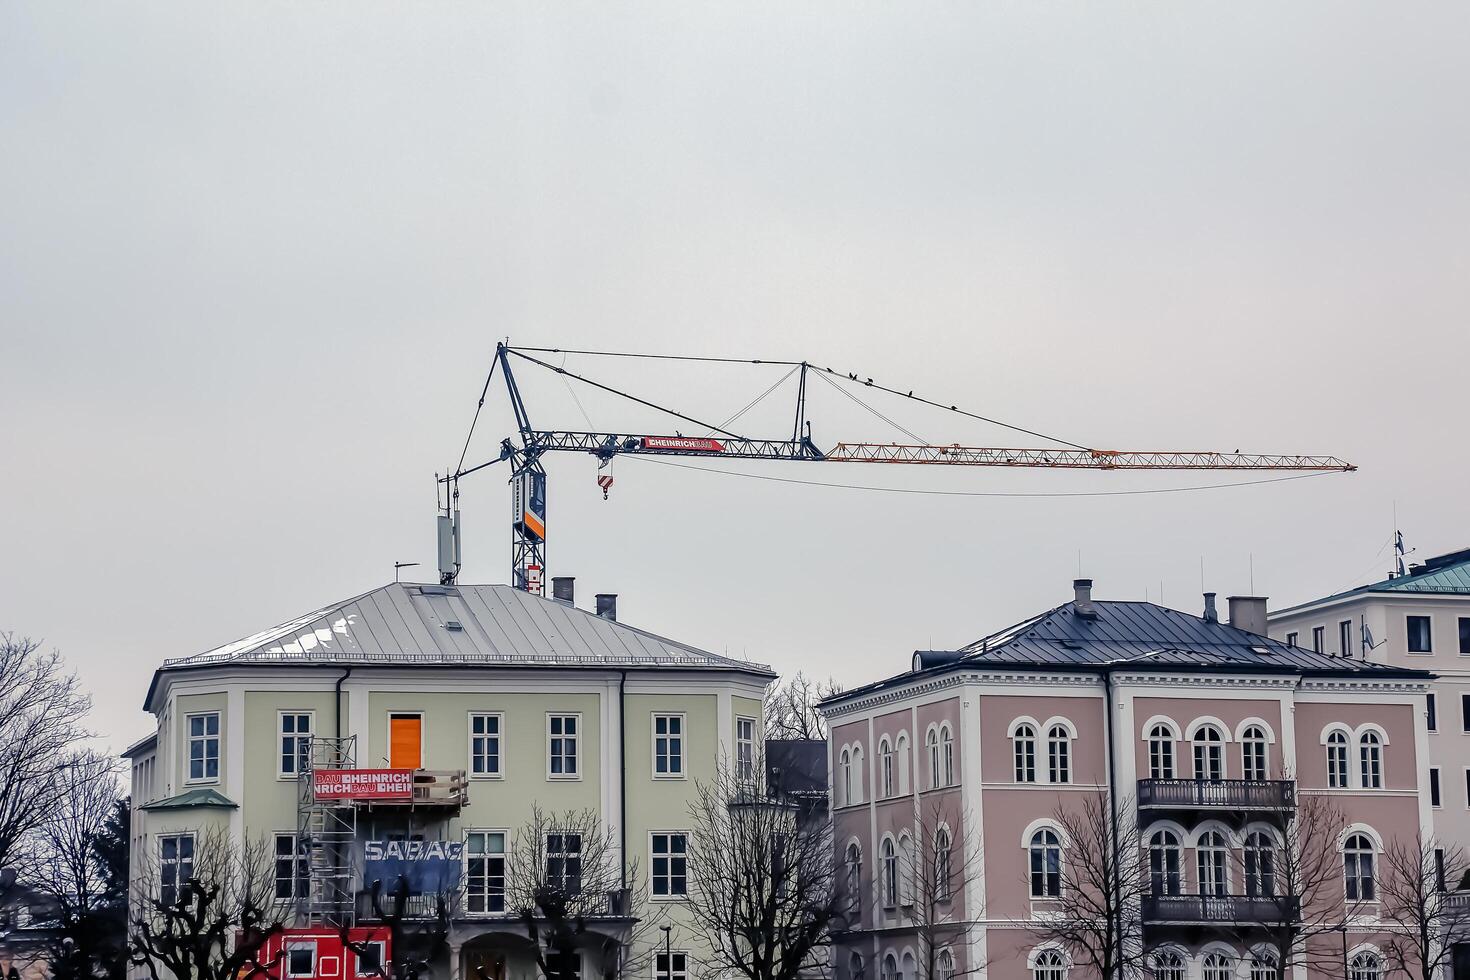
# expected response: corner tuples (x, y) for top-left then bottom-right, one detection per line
(312, 768), (414, 801)
(641, 436), (725, 452)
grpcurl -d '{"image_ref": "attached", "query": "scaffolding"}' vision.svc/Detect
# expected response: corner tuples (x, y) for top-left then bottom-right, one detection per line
(297, 736), (359, 926)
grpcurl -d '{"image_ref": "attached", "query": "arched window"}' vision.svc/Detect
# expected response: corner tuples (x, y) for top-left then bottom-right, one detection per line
(880, 838), (897, 907)
(1152, 951), (1185, 980)
(1197, 830), (1229, 897)
(1148, 725), (1175, 780)
(1250, 952), (1278, 980)
(1048, 725), (1072, 784)
(1202, 954), (1232, 980)
(941, 725), (955, 786)
(901, 952), (916, 980)
(881, 954), (897, 980)
(1327, 731), (1349, 788)
(845, 842), (863, 917)
(1148, 829), (1181, 896)
(1350, 952), (1382, 980)
(852, 746), (865, 803)
(1345, 833), (1376, 901)
(896, 734), (910, 795)
(1193, 725), (1225, 781)
(839, 749), (852, 807)
(849, 952), (866, 980)
(927, 729), (941, 789)
(1360, 731), (1383, 789)
(1242, 725), (1269, 781)
(1033, 950), (1066, 980)
(1014, 724), (1038, 783)
(1029, 829), (1062, 898)
(934, 827), (953, 901)
(898, 834), (915, 905)
(1244, 831), (1276, 897)
(936, 950), (955, 980)
(880, 738), (894, 798)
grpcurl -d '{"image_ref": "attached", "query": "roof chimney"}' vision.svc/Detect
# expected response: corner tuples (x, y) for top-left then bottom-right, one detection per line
(595, 593), (618, 622)
(1227, 596), (1269, 637)
(1073, 579), (1097, 619)
(552, 576), (575, 605)
(1203, 592), (1218, 624)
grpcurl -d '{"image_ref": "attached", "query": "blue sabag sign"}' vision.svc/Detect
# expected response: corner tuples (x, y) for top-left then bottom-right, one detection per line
(363, 840), (464, 892)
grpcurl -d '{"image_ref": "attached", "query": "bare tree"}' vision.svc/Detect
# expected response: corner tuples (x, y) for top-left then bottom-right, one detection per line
(127, 828), (291, 980)
(0, 635), (92, 873)
(896, 801), (984, 980)
(764, 672), (843, 741)
(685, 757), (838, 980)
(342, 877), (454, 980)
(1380, 835), (1470, 980)
(502, 806), (657, 980)
(1026, 792), (1147, 980)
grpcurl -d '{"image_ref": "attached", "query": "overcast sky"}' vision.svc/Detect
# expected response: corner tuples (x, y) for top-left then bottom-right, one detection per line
(3, 3), (1468, 752)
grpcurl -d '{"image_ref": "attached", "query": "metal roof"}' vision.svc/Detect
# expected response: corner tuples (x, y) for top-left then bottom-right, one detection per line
(155, 582), (774, 677)
(1272, 547), (1470, 615)
(140, 788), (238, 811)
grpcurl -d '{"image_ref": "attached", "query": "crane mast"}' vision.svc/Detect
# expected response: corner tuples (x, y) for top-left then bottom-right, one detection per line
(437, 343), (1355, 592)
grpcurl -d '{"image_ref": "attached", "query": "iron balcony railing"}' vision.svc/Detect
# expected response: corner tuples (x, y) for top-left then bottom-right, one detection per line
(1137, 779), (1295, 810)
(1142, 894), (1300, 925)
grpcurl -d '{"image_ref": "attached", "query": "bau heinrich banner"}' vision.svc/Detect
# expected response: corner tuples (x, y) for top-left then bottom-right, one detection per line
(363, 839), (464, 892)
(312, 769), (414, 801)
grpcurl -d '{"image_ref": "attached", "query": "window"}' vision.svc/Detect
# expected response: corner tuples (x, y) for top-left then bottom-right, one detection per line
(1461, 617), (1470, 655)
(1148, 725), (1175, 780)
(1196, 830), (1228, 897)
(279, 712), (312, 777)
(1242, 725), (1269, 781)
(470, 713), (502, 777)
(839, 749), (852, 806)
(1048, 725), (1071, 784)
(1463, 693), (1470, 733)
(548, 715), (579, 777)
(1153, 952), (1185, 980)
(1431, 768), (1442, 807)
(1408, 615), (1433, 653)
(881, 954), (898, 980)
(1340, 620), (1355, 657)
(287, 944), (316, 978)
(1436, 848), (1448, 891)
(1350, 952), (1381, 980)
(898, 835), (915, 906)
(1193, 725), (1224, 781)
(880, 738), (894, 798)
(1327, 730), (1349, 788)
(546, 951), (581, 980)
(941, 726), (955, 786)
(159, 834), (194, 906)
(651, 833), (687, 898)
(1203, 954), (1232, 980)
(851, 747), (865, 803)
(845, 842), (862, 917)
(273, 833), (309, 901)
(1465, 769), (1470, 808)
(1014, 724), (1037, 783)
(1033, 949), (1066, 980)
(546, 833), (582, 895)
(1147, 830), (1181, 896)
(936, 950), (955, 980)
(187, 713), (220, 782)
(736, 717), (756, 783)
(880, 838), (898, 907)
(466, 831), (506, 914)
(355, 942), (386, 977)
(1428, 694), (1438, 732)
(1244, 831), (1276, 897)
(1286, 632), (1299, 648)
(896, 734), (910, 794)
(653, 715), (684, 778)
(933, 827), (953, 901)
(1250, 953), (1279, 980)
(1029, 829), (1062, 898)
(1313, 626), (1325, 653)
(1344, 833), (1376, 901)
(849, 952), (866, 980)
(927, 728), (941, 789)
(1360, 731), (1383, 788)
(655, 952), (688, 980)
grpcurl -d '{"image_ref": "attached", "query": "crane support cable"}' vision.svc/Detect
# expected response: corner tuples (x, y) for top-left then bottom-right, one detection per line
(812, 368), (930, 446)
(505, 348), (753, 442)
(704, 364), (800, 437)
(507, 345), (802, 367)
(454, 352), (500, 476)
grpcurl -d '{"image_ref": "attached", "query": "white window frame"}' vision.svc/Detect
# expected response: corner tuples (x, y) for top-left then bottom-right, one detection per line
(159, 833), (194, 906)
(940, 724), (955, 787)
(355, 941), (387, 977)
(1430, 767), (1441, 807)
(286, 943), (317, 978)
(654, 951), (690, 980)
(879, 737), (894, 798)
(273, 832), (309, 902)
(652, 713), (686, 779)
(185, 711), (221, 784)
(468, 712), (504, 779)
(1047, 724), (1072, 785)
(736, 716), (756, 784)
(1407, 614), (1433, 654)
(277, 710), (314, 779)
(1013, 723), (1038, 783)
(547, 713), (582, 780)
(464, 828), (508, 916)
(649, 831), (689, 900)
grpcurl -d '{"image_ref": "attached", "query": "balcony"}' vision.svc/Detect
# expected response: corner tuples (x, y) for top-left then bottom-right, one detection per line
(1137, 779), (1295, 812)
(1142, 894), (1300, 926)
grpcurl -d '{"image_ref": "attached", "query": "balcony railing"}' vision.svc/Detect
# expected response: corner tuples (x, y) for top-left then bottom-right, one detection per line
(1142, 894), (1300, 925)
(1137, 779), (1295, 810)
(357, 891), (446, 921)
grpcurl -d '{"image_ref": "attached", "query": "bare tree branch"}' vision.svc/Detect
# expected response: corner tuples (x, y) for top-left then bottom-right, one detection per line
(764, 673), (842, 742)
(1380, 834), (1470, 980)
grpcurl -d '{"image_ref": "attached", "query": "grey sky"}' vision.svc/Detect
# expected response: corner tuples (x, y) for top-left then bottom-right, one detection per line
(3, 3), (1468, 752)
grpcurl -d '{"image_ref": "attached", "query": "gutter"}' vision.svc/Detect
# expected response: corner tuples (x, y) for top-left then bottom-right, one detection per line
(1102, 668), (1124, 980)
(619, 669), (628, 891)
(335, 666), (353, 740)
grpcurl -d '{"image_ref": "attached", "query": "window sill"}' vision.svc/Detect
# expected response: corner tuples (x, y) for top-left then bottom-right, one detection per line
(652, 774), (688, 781)
(546, 774), (582, 781)
(184, 778), (221, 786)
(469, 773), (504, 781)
(649, 894), (690, 904)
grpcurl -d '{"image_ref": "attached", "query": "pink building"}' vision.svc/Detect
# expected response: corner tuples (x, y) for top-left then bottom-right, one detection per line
(820, 579), (1434, 980)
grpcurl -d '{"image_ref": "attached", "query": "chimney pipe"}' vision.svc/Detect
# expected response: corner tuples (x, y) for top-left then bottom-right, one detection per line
(1073, 579), (1097, 619)
(1203, 592), (1218, 624)
(1227, 596), (1269, 637)
(595, 594), (618, 622)
(552, 576), (575, 605)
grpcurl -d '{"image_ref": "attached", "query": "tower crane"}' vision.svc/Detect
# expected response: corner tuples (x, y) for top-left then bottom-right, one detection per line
(435, 344), (1355, 591)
